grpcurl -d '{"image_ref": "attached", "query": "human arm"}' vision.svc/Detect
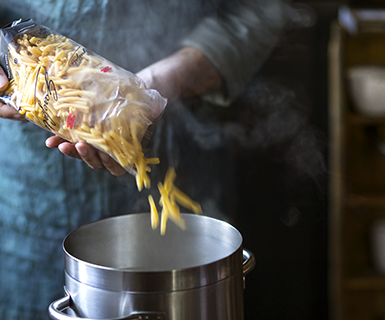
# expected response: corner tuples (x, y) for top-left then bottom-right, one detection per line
(181, 0), (289, 106)
(137, 46), (223, 104)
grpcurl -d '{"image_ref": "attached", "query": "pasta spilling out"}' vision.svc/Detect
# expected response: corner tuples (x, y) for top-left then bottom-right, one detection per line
(149, 168), (202, 235)
(0, 19), (203, 234)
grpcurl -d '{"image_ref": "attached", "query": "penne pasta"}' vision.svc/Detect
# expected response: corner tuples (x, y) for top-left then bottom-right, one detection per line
(148, 168), (201, 235)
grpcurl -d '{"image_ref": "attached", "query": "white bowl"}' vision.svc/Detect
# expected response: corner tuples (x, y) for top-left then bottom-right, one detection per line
(371, 218), (385, 274)
(347, 65), (385, 117)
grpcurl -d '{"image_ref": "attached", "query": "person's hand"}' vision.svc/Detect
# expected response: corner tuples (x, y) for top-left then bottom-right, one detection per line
(0, 67), (27, 121)
(45, 136), (127, 176)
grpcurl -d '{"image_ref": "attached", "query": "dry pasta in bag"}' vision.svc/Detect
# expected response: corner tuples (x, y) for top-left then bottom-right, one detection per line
(0, 19), (167, 191)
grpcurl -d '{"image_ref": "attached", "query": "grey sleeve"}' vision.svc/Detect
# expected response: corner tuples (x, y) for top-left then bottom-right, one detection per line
(181, 0), (290, 106)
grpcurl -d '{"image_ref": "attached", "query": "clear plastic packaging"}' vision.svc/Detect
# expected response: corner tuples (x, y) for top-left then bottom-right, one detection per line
(0, 19), (167, 190)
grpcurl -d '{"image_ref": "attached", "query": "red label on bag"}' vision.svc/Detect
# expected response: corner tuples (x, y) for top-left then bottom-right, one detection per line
(66, 113), (76, 129)
(101, 66), (112, 73)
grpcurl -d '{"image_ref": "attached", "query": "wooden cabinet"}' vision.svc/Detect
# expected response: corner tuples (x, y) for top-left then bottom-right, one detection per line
(329, 21), (385, 320)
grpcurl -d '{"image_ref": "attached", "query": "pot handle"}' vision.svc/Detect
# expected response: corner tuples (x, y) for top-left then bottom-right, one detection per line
(48, 294), (146, 320)
(242, 248), (255, 276)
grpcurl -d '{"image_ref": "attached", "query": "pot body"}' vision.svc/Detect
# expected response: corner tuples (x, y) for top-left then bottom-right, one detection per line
(65, 269), (243, 319)
(51, 213), (252, 320)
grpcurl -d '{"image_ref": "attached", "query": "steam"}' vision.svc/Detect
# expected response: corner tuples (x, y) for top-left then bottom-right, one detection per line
(121, 2), (326, 227)
(223, 78), (327, 194)
(281, 206), (301, 227)
(287, 3), (317, 30)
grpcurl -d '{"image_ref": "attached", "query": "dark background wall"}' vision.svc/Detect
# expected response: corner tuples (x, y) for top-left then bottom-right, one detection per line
(233, 2), (345, 319)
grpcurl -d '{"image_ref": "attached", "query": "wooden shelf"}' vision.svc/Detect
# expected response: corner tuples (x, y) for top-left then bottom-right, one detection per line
(344, 272), (385, 291)
(328, 20), (385, 320)
(346, 193), (385, 208)
(346, 113), (385, 125)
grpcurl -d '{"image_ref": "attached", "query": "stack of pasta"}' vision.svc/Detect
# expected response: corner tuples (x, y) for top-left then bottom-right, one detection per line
(2, 25), (202, 234)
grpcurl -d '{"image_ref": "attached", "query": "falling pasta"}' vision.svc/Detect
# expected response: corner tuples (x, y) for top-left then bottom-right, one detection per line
(150, 167), (202, 235)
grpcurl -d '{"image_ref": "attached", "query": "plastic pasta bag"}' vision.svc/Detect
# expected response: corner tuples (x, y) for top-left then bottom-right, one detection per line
(0, 19), (167, 190)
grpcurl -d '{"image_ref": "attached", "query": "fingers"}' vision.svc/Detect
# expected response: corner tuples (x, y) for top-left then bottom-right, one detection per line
(75, 142), (126, 175)
(46, 136), (126, 175)
(45, 135), (68, 148)
(0, 67), (8, 91)
(59, 142), (83, 160)
(46, 136), (81, 160)
(0, 67), (27, 121)
(0, 104), (27, 121)
(74, 141), (103, 169)
(97, 150), (127, 176)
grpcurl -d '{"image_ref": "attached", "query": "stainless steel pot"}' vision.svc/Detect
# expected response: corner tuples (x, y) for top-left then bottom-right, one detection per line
(49, 213), (255, 320)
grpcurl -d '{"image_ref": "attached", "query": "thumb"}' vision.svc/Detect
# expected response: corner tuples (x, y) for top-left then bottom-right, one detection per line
(0, 67), (9, 91)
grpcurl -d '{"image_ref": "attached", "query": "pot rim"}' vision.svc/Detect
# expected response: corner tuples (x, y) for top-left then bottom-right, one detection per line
(63, 213), (244, 291)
